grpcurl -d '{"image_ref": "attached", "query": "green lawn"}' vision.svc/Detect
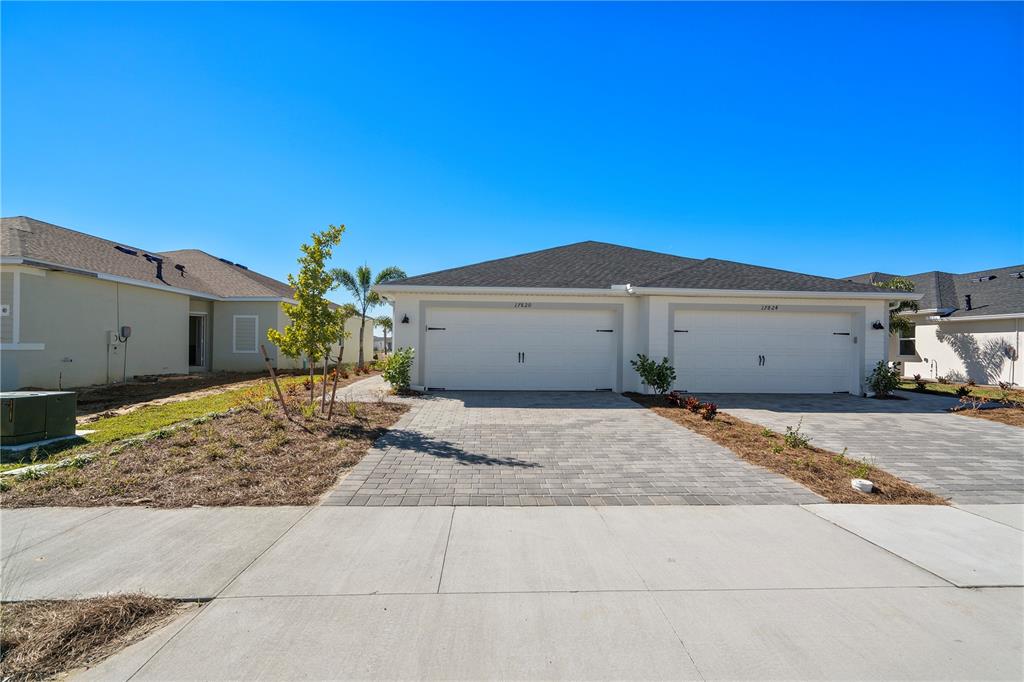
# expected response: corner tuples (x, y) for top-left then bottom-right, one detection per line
(898, 381), (1014, 400)
(0, 374), (339, 471)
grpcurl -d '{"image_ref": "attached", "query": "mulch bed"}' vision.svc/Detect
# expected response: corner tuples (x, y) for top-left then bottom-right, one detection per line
(628, 394), (946, 505)
(0, 595), (180, 681)
(1, 396), (408, 508)
(954, 406), (1024, 428)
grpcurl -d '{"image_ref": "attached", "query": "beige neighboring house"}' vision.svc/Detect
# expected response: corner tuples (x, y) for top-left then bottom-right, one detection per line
(0, 216), (372, 390)
(847, 266), (1023, 386)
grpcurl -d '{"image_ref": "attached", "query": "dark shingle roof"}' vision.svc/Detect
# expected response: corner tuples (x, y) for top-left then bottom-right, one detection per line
(844, 266), (1024, 318)
(386, 241), (884, 294)
(390, 241), (700, 289)
(1, 216), (296, 300)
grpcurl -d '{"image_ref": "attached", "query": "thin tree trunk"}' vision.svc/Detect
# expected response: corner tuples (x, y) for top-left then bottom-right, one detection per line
(309, 362), (315, 404)
(358, 314), (366, 369)
(383, 329), (389, 356)
(327, 340), (343, 419)
(320, 352), (329, 412)
(259, 345), (288, 419)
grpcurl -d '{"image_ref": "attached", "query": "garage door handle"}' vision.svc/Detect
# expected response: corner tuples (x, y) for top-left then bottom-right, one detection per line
(426, 327), (446, 331)
(596, 329), (614, 333)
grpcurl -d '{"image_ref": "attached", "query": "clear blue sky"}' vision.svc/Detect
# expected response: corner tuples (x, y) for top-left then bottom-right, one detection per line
(2, 1), (1021, 307)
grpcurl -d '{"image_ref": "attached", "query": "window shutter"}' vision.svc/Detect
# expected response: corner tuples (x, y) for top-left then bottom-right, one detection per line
(233, 315), (258, 353)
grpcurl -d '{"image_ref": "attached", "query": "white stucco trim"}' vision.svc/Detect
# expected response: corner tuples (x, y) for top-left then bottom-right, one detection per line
(376, 285), (629, 298)
(0, 343), (45, 351)
(377, 283), (919, 301)
(629, 286), (921, 301)
(924, 313), (1024, 322)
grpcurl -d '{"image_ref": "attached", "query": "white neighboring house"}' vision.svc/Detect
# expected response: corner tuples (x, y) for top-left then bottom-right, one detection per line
(0, 216), (372, 390)
(375, 241), (917, 394)
(847, 267), (1023, 385)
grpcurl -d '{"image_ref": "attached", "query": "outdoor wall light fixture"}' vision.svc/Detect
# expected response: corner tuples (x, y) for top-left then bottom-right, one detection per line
(401, 314), (410, 324)
(872, 321), (885, 330)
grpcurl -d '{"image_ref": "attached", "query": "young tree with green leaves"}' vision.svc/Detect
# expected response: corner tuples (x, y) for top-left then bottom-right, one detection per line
(376, 314), (393, 356)
(268, 224), (347, 405)
(330, 264), (406, 369)
(874, 277), (918, 338)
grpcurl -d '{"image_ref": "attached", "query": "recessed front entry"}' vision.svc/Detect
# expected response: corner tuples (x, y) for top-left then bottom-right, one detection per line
(673, 309), (854, 393)
(188, 314), (206, 368)
(423, 306), (618, 390)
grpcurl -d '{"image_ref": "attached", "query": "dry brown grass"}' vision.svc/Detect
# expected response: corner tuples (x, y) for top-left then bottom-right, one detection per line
(628, 394), (947, 505)
(1, 397), (408, 508)
(955, 407), (1024, 428)
(0, 595), (179, 681)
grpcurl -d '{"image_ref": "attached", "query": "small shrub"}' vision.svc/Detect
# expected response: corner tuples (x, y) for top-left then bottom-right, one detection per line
(851, 461), (871, 479)
(630, 354), (677, 395)
(0, 477), (12, 492)
(699, 402), (717, 421)
(955, 386), (971, 399)
(770, 444), (784, 454)
(913, 374), (926, 391)
(761, 427), (773, 438)
(347, 402), (360, 419)
(783, 419), (811, 449)
(15, 468), (44, 482)
(937, 375), (949, 385)
(665, 391), (684, 407)
(866, 361), (901, 398)
(966, 378), (976, 387)
(684, 396), (701, 413)
(300, 402), (317, 420)
(380, 347), (415, 392)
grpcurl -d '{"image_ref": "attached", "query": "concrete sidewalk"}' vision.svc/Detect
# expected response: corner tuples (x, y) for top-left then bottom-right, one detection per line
(2, 504), (1021, 680)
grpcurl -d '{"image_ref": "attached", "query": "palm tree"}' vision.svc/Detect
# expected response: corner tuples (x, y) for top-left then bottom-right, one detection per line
(331, 264), (406, 368)
(875, 277), (918, 337)
(376, 315), (393, 356)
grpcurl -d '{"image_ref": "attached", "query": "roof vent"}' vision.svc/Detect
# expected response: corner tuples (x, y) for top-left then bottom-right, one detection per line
(965, 294), (972, 310)
(174, 263), (186, 276)
(1016, 272), (1023, 279)
(115, 245), (138, 256)
(235, 263), (248, 270)
(144, 254), (164, 280)
(218, 257), (234, 265)
(973, 275), (996, 282)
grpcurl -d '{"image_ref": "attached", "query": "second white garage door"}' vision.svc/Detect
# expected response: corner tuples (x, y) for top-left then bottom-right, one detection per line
(423, 307), (618, 390)
(673, 309), (854, 393)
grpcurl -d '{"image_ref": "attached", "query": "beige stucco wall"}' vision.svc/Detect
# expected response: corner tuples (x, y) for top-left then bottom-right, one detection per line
(208, 300), (284, 372)
(389, 291), (891, 394)
(273, 310), (376, 371)
(893, 315), (1022, 385)
(1, 266), (189, 390)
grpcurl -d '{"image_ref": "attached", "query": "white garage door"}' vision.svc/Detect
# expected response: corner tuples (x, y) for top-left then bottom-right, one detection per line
(673, 309), (854, 393)
(424, 307), (618, 390)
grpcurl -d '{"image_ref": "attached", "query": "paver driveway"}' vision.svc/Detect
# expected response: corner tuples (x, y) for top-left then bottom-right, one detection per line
(711, 392), (1024, 504)
(323, 389), (820, 506)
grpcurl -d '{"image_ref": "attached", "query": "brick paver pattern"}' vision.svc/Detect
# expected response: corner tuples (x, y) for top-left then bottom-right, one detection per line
(323, 390), (822, 507)
(712, 392), (1024, 504)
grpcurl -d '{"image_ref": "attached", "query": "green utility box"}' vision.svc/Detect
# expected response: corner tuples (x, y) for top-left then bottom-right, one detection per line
(0, 391), (77, 446)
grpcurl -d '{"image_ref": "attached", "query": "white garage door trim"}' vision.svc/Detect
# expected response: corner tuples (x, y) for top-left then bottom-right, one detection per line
(667, 303), (864, 394)
(417, 300), (624, 391)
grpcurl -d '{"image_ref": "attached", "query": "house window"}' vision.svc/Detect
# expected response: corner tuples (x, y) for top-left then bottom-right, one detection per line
(232, 315), (258, 353)
(899, 324), (916, 356)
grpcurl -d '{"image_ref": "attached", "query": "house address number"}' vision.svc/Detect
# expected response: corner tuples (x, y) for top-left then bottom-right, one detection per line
(761, 305), (779, 311)
(513, 302), (533, 308)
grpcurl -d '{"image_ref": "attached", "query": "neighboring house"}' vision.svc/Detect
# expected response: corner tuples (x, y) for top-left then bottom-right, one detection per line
(0, 216), (372, 390)
(847, 267), (1023, 385)
(376, 241), (917, 394)
(373, 335), (391, 353)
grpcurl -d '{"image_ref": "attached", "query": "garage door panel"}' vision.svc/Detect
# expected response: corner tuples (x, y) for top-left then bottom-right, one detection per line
(424, 307), (617, 390)
(674, 310), (853, 394)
